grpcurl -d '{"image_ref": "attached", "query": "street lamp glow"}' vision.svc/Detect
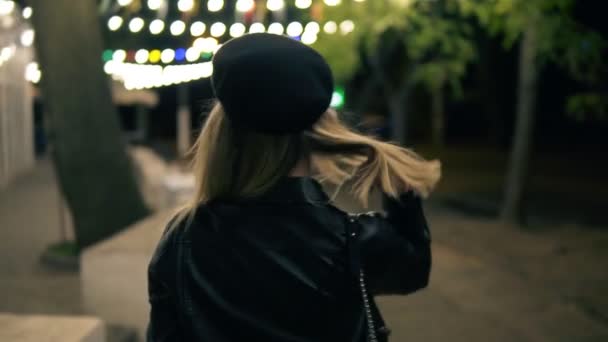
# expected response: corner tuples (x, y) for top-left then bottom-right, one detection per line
(161, 49), (175, 64)
(295, 0), (312, 9)
(117, 0), (133, 6)
(249, 22), (265, 33)
(210, 22), (226, 37)
(178, 0), (194, 12)
(339, 20), (355, 35)
(266, 0), (284, 11)
(147, 0), (162, 10)
(113, 49), (127, 62)
(190, 21), (206, 36)
(0, 1), (15, 16)
(135, 49), (149, 64)
(323, 21), (337, 34)
(236, 0), (254, 12)
(149, 19), (165, 34)
(129, 17), (145, 33)
(22, 6), (32, 19)
(108, 16), (123, 31)
(207, 0), (224, 12)
(267, 22), (284, 35)
(170, 20), (186, 35)
(229, 23), (246, 37)
(20, 29), (34, 47)
(324, 0), (341, 6)
(286, 22), (303, 37)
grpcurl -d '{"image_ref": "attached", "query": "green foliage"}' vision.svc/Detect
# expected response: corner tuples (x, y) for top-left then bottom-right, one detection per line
(567, 92), (608, 121)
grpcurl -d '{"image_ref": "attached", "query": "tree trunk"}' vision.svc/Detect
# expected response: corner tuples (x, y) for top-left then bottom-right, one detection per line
(500, 25), (539, 224)
(431, 86), (445, 146)
(388, 91), (408, 145)
(31, 0), (149, 248)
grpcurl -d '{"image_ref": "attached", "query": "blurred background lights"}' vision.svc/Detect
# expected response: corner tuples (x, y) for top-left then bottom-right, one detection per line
(175, 48), (186, 61)
(266, 0), (285, 11)
(340, 20), (355, 35)
(295, 0), (312, 9)
(229, 23), (246, 37)
(149, 19), (165, 34)
(210, 22), (226, 37)
(177, 0), (194, 12)
(207, 0), (224, 12)
(25, 62), (41, 84)
(135, 49), (149, 64)
(249, 22), (265, 33)
(194, 37), (218, 53)
(286, 22), (303, 37)
(20, 29), (35, 47)
(305, 22), (320, 34)
(129, 17), (145, 33)
(267, 22), (284, 35)
(149, 49), (161, 63)
(22, 6), (32, 19)
(0, 1), (15, 16)
(324, 0), (341, 6)
(147, 0), (162, 10)
(236, 0), (255, 12)
(107, 16), (123, 31)
(161, 49), (175, 64)
(185, 47), (200, 62)
(170, 20), (186, 35)
(117, 0), (133, 6)
(323, 21), (337, 34)
(301, 31), (318, 45)
(330, 87), (345, 108)
(190, 21), (205, 36)
(112, 49), (127, 62)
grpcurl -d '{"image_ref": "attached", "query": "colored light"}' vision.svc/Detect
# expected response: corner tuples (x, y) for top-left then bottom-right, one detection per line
(161, 49), (175, 63)
(175, 48), (186, 61)
(22, 6), (32, 19)
(323, 21), (337, 34)
(207, 0), (223, 12)
(286, 22), (303, 37)
(340, 20), (355, 35)
(324, 0), (341, 6)
(20, 29), (34, 47)
(113, 49), (127, 62)
(107, 16), (123, 31)
(331, 87), (345, 108)
(229, 23), (246, 37)
(170, 20), (186, 35)
(149, 49), (161, 63)
(210, 22), (226, 37)
(236, 0), (254, 12)
(178, 0), (194, 12)
(190, 21), (205, 36)
(249, 22), (265, 33)
(149, 19), (165, 34)
(147, 0), (162, 10)
(267, 23), (284, 35)
(129, 17), (145, 33)
(135, 49), (149, 64)
(102, 50), (113, 62)
(295, 0), (311, 9)
(266, 0), (284, 11)
(185, 48), (200, 62)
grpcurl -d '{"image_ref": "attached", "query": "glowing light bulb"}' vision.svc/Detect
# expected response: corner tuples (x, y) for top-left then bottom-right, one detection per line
(20, 29), (35, 47)
(249, 22), (265, 33)
(323, 21), (337, 34)
(210, 22), (226, 37)
(149, 49), (161, 63)
(135, 49), (149, 64)
(108, 16), (123, 31)
(194, 37), (218, 53)
(266, 0), (284, 11)
(286, 22), (303, 37)
(25, 62), (41, 83)
(339, 20), (355, 35)
(324, 0), (341, 6)
(185, 48), (200, 62)
(113, 49), (127, 62)
(190, 21), (205, 36)
(147, 0), (162, 10)
(170, 20), (186, 35)
(267, 22), (284, 35)
(295, 0), (312, 9)
(129, 17), (145, 33)
(236, 0), (254, 12)
(149, 19), (165, 34)
(229, 23), (246, 37)
(117, 0), (133, 6)
(178, 0), (194, 12)
(301, 31), (317, 45)
(207, 0), (224, 12)
(161, 49), (175, 63)
(0, 1), (15, 16)
(305, 22), (320, 34)
(22, 6), (32, 19)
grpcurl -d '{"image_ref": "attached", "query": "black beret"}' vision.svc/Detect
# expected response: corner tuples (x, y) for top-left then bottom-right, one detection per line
(211, 33), (334, 134)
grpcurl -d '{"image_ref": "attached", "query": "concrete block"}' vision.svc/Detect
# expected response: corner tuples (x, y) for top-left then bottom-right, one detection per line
(0, 313), (105, 342)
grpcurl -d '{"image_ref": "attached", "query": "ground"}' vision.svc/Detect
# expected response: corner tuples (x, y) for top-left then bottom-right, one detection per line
(0, 156), (607, 341)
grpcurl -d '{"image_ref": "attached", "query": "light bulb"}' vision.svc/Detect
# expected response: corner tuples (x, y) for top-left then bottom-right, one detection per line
(22, 6), (32, 19)
(236, 0), (255, 12)
(210, 22), (226, 37)
(129, 17), (145, 33)
(324, 0), (341, 6)
(305, 22), (320, 34)
(295, 0), (312, 9)
(161, 49), (175, 64)
(117, 0), (133, 6)
(207, 0), (224, 12)
(286, 22), (303, 37)
(113, 49), (127, 62)
(301, 32), (317, 45)
(20, 29), (35, 47)
(147, 0), (162, 10)
(190, 21), (206, 36)
(177, 0), (194, 12)
(170, 20), (186, 36)
(149, 19), (165, 34)
(323, 21), (337, 34)
(108, 16), (123, 31)
(339, 20), (355, 35)
(135, 49), (149, 64)
(267, 23), (284, 35)
(249, 22), (265, 33)
(266, 0), (284, 11)
(229, 23), (246, 37)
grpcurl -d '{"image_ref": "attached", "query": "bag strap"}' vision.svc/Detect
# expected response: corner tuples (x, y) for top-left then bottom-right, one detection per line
(346, 214), (379, 342)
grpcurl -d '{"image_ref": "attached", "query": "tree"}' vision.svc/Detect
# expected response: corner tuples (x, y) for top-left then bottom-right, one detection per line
(460, 0), (606, 223)
(315, 0), (476, 145)
(31, 0), (149, 248)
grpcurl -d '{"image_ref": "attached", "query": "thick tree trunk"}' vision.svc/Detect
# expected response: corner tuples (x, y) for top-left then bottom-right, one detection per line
(500, 25), (539, 224)
(431, 86), (445, 146)
(31, 0), (149, 248)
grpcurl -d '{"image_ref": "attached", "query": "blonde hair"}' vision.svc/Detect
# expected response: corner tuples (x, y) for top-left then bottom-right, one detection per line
(184, 103), (440, 215)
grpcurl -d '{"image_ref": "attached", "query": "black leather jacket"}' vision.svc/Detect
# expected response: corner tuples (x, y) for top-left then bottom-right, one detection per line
(147, 177), (431, 341)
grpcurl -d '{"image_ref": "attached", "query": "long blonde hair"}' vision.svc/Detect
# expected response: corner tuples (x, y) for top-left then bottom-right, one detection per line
(186, 103), (440, 213)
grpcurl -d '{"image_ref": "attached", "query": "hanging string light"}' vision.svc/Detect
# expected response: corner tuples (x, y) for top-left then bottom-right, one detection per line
(266, 0), (285, 11)
(22, 6), (32, 19)
(170, 20), (186, 36)
(249, 23), (265, 33)
(0, 0), (15, 16)
(207, 0), (224, 12)
(286, 22), (303, 37)
(117, 0), (133, 7)
(190, 21), (206, 36)
(25, 62), (41, 83)
(135, 49), (150, 64)
(229, 23), (246, 38)
(108, 16), (123, 31)
(177, 0), (194, 12)
(295, 0), (312, 9)
(235, 0), (255, 12)
(323, 21), (337, 34)
(129, 17), (145, 33)
(324, 0), (341, 6)
(147, 0), (162, 10)
(339, 20), (355, 35)
(267, 22), (284, 35)
(149, 19), (165, 34)
(210, 22), (226, 37)
(20, 29), (35, 47)
(161, 49), (175, 64)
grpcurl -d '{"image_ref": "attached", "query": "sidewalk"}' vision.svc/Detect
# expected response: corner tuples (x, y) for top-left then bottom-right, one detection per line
(1, 160), (607, 341)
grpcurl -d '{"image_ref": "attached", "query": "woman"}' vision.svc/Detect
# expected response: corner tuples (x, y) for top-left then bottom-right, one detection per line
(147, 33), (440, 342)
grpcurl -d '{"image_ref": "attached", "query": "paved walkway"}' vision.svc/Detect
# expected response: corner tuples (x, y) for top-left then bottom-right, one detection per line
(1, 160), (607, 341)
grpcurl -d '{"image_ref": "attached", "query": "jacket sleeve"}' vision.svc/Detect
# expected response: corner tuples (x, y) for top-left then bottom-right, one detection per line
(357, 191), (431, 295)
(146, 219), (183, 342)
